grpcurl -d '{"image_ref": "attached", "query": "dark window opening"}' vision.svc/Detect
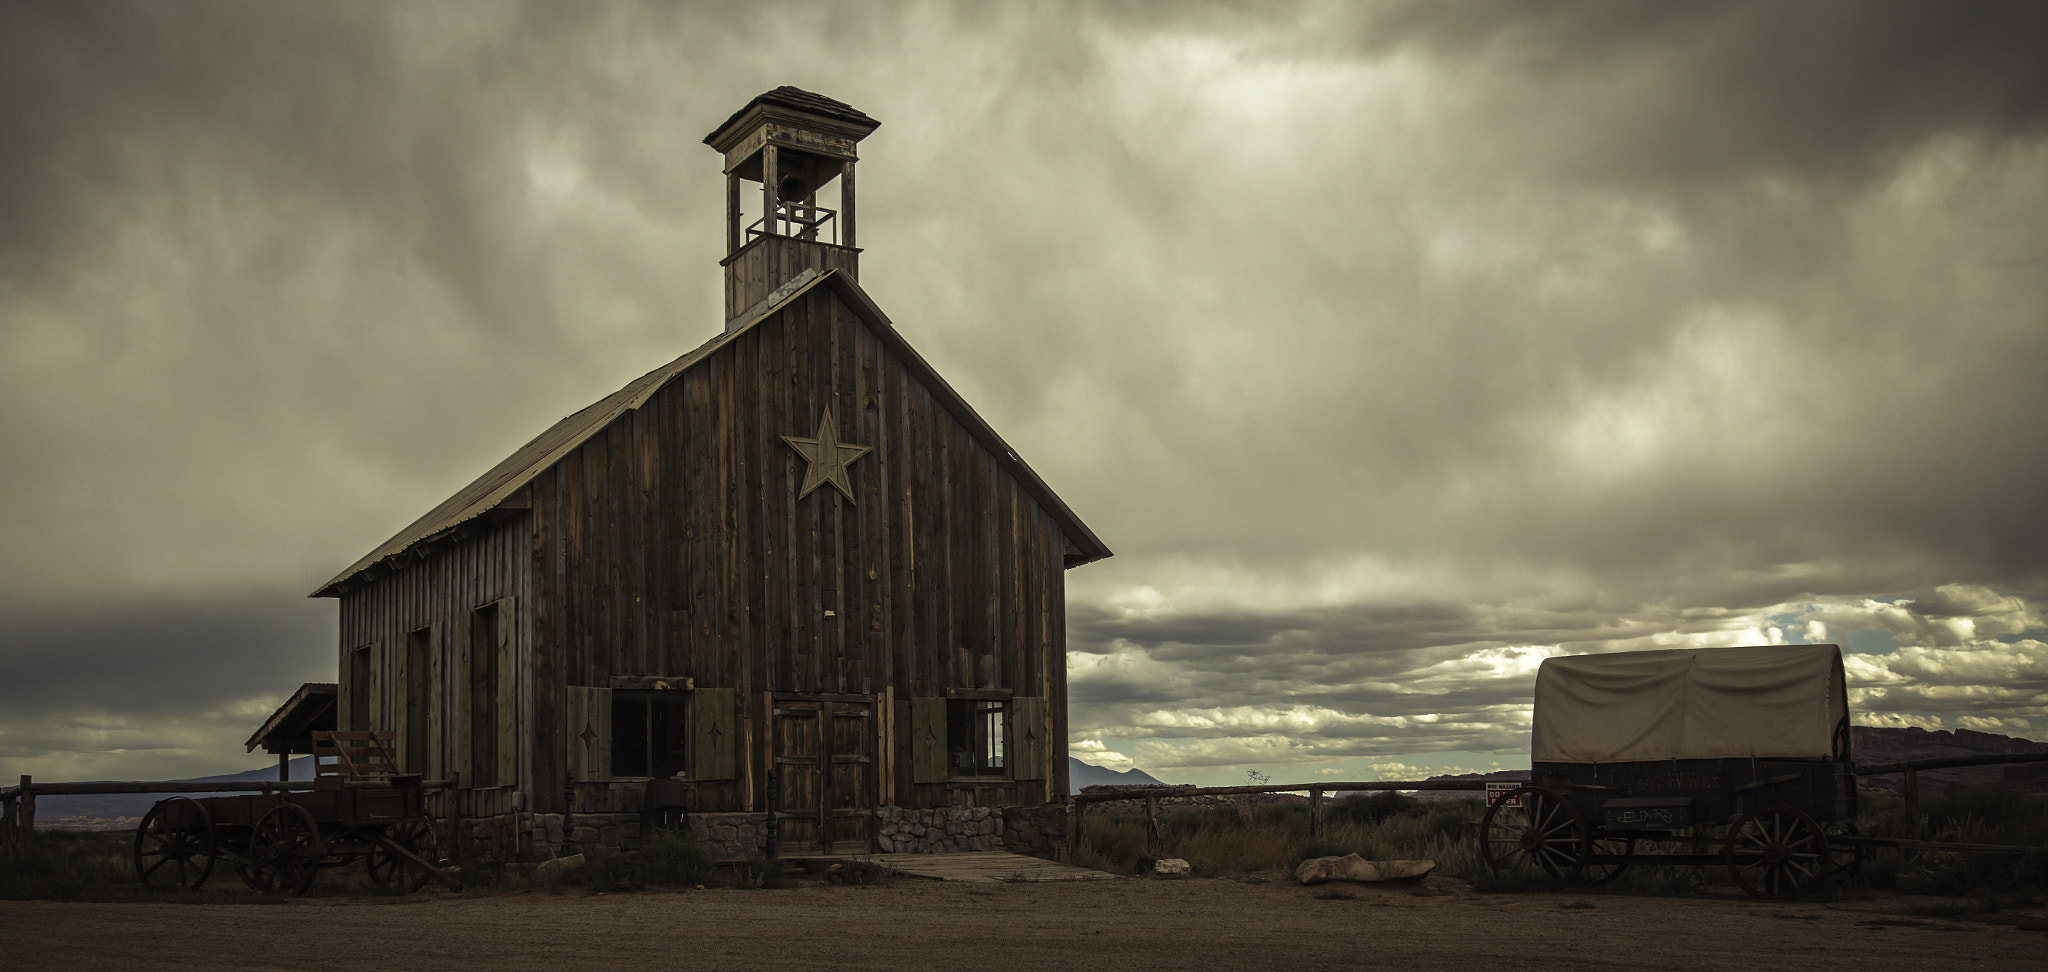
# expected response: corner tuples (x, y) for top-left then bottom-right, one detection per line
(946, 699), (1006, 777)
(347, 645), (375, 731)
(612, 691), (689, 779)
(403, 627), (432, 774)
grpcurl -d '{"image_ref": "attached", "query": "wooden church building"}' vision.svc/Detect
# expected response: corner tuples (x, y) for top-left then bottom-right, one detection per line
(311, 87), (1111, 860)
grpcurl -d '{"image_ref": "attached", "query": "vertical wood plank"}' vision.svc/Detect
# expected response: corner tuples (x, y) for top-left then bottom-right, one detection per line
(496, 594), (520, 788)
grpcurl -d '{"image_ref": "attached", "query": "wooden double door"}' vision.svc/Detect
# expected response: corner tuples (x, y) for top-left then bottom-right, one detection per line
(771, 696), (875, 854)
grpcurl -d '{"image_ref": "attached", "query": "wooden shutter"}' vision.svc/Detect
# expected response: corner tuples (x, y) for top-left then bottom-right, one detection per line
(395, 626), (445, 778)
(911, 697), (947, 784)
(1010, 697), (1048, 781)
(494, 596), (519, 787)
(340, 643), (379, 733)
(453, 612), (474, 785)
(425, 624), (445, 780)
(565, 685), (611, 783)
(691, 687), (738, 781)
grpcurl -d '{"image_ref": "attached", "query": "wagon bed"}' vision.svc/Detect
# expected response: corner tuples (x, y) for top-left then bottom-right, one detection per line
(133, 731), (458, 895)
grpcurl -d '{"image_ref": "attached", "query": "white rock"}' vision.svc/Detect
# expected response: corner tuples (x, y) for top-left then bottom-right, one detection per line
(1293, 854), (1435, 885)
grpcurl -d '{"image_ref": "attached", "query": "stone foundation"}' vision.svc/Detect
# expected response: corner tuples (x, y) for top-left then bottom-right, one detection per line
(998, 803), (1068, 860)
(875, 805), (1003, 853)
(447, 803), (1072, 863)
(685, 813), (773, 859)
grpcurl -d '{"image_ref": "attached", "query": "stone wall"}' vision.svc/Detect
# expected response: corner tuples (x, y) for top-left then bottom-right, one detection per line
(448, 803), (1072, 863)
(874, 805), (1002, 853)
(448, 811), (642, 863)
(999, 803), (1067, 860)
(684, 813), (772, 859)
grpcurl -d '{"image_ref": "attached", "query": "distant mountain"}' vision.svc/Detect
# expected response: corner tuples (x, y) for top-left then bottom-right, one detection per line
(1069, 757), (1165, 794)
(1850, 726), (2048, 795)
(31, 757), (314, 831)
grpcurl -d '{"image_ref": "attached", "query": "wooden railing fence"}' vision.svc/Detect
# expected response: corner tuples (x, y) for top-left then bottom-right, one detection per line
(7, 750), (2046, 860)
(1066, 750), (2048, 855)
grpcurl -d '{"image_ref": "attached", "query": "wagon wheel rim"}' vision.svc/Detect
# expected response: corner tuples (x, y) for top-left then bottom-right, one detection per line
(1828, 823), (1868, 879)
(1479, 786), (1588, 884)
(134, 797), (216, 892)
(249, 802), (323, 896)
(1725, 804), (1830, 898)
(366, 821), (440, 893)
(1584, 836), (1634, 885)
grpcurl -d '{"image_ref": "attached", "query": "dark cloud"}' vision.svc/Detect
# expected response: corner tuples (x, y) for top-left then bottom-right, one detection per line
(1358, 0), (2048, 187)
(0, 595), (331, 720)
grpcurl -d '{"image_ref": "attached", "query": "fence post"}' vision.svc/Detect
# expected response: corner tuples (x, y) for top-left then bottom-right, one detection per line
(1, 789), (15, 859)
(18, 776), (31, 857)
(1903, 768), (1920, 840)
(1068, 799), (1085, 860)
(1145, 795), (1161, 851)
(1309, 788), (1324, 838)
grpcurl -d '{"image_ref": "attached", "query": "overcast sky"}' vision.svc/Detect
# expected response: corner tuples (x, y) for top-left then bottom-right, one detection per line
(4, 1), (2045, 787)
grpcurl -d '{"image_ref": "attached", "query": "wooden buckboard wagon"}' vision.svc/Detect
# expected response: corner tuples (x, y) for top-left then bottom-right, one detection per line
(1483, 644), (1872, 897)
(132, 732), (460, 895)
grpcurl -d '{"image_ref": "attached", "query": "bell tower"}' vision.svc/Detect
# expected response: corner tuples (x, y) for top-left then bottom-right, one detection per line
(704, 87), (881, 320)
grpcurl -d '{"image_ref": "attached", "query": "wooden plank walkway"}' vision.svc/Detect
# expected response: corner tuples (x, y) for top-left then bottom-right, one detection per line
(849, 850), (1118, 883)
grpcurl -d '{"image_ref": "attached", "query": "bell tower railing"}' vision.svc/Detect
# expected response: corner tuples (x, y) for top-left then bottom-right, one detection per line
(748, 203), (839, 246)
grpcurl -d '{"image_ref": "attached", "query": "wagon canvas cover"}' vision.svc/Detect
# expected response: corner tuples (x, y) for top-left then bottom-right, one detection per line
(1531, 645), (1847, 763)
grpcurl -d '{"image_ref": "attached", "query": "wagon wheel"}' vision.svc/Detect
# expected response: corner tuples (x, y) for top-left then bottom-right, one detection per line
(1725, 805), (1830, 897)
(248, 802), (323, 896)
(134, 798), (216, 891)
(1480, 786), (1588, 883)
(1828, 824), (1868, 880)
(366, 821), (441, 892)
(1583, 836), (1634, 885)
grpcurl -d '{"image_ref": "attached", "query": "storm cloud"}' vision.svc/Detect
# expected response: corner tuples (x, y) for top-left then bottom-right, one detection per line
(3, 1), (2044, 785)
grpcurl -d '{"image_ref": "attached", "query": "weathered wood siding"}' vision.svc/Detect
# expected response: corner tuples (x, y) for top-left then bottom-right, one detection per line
(335, 514), (531, 819)
(527, 286), (1071, 814)
(722, 236), (859, 319)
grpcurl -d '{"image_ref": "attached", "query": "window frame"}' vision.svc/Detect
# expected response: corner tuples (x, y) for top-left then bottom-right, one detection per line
(609, 688), (691, 780)
(945, 692), (1011, 780)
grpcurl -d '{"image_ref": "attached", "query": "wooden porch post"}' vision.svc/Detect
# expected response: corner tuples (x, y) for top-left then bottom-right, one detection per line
(17, 776), (31, 857)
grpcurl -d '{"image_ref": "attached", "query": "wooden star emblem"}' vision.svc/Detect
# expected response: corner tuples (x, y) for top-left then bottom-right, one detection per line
(781, 407), (872, 502)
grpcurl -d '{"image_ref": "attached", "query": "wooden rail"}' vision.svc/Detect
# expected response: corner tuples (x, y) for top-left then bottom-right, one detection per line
(1853, 750), (2048, 839)
(1067, 749), (2048, 855)
(1068, 778), (1492, 855)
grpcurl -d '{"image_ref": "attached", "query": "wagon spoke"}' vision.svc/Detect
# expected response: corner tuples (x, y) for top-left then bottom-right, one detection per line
(367, 821), (441, 893)
(249, 802), (323, 896)
(133, 797), (215, 892)
(1726, 805), (1830, 898)
(1480, 787), (1589, 885)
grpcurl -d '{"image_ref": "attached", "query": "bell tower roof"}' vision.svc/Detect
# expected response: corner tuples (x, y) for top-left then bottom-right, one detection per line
(706, 87), (880, 322)
(703, 86), (879, 149)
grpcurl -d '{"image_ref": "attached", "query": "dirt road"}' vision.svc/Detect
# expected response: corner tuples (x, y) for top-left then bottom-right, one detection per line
(4, 877), (2041, 971)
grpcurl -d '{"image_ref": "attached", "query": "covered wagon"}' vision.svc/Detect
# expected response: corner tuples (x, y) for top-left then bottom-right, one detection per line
(1482, 644), (1859, 896)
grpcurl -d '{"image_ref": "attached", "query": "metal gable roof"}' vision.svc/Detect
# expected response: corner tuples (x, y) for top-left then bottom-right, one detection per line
(311, 271), (1110, 597)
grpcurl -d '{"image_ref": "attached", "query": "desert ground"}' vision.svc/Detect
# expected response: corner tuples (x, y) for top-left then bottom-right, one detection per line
(3, 874), (2043, 972)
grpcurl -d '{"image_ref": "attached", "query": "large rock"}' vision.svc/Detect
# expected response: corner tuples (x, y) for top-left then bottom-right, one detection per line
(535, 854), (587, 881)
(1294, 853), (1435, 885)
(1151, 858), (1192, 877)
